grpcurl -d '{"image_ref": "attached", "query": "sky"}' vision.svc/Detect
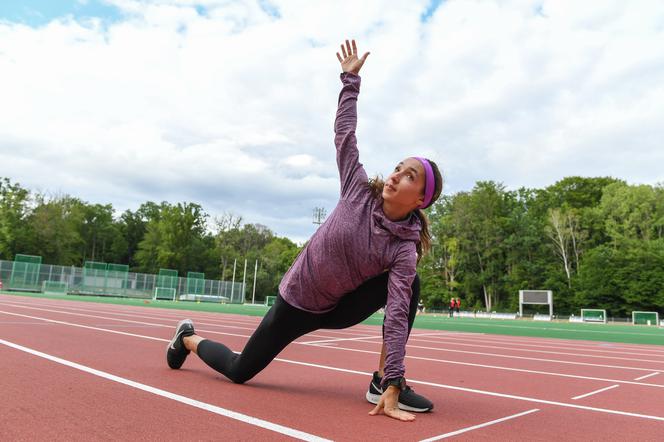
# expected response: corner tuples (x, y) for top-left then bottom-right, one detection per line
(1, 0), (663, 243)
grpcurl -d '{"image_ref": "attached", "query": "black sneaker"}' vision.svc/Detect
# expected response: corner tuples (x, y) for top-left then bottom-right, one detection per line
(166, 319), (195, 369)
(365, 371), (434, 412)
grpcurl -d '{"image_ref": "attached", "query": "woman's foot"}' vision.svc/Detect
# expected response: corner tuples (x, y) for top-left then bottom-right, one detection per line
(366, 371), (434, 412)
(166, 319), (195, 369)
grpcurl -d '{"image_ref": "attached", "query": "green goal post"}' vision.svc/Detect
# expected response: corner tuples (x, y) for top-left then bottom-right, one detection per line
(185, 272), (205, 296)
(157, 269), (178, 289)
(265, 295), (277, 307)
(632, 311), (659, 326)
(581, 309), (607, 323)
(82, 261), (107, 294)
(10, 254), (42, 291)
(42, 280), (68, 295)
(106, 263), (129, 296)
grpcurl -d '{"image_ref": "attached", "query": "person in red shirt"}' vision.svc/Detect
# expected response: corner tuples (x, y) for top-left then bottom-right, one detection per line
(449, 297), (455, 318)
(455, 298), (461, 315)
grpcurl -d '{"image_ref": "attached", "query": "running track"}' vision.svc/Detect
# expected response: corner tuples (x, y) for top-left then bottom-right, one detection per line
(1, 293), (663, 441)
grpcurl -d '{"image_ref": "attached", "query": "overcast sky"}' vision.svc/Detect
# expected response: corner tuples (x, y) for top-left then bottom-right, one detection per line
(1, 0), (663, 243)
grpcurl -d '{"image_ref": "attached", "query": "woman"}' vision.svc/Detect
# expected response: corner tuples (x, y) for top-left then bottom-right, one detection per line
(166, 39), (443, 422)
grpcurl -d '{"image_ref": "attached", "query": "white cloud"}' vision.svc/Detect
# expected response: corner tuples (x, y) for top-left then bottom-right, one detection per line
(1, 0), (663, 243)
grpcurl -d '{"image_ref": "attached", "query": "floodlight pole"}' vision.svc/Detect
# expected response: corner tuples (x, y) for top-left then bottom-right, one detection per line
(230, 259), (237, 300)
(313, 207), (326, 226)
(252, 259), (258, 305)
(242, 259), (247, 302)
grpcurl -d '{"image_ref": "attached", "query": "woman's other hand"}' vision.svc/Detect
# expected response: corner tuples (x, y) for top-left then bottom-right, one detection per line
(368, 385), (416, 422)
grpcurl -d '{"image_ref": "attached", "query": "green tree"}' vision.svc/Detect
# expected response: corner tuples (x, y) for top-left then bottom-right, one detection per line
(0, 178), (31, 260)
(135, 202), (209, 274)
(24, 195), (85, 265)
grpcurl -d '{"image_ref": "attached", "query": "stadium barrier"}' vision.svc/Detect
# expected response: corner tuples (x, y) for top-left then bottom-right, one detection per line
(0, 259), (245, 304)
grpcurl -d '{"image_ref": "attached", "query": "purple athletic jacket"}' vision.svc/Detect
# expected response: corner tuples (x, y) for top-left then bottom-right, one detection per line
(279, 72), (421, 382)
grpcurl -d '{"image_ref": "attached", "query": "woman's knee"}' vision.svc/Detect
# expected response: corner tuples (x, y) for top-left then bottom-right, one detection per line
(228, 371), (253, 384)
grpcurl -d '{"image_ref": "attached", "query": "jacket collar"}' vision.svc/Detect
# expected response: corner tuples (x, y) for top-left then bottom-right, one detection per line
(372, 201), (422, 241)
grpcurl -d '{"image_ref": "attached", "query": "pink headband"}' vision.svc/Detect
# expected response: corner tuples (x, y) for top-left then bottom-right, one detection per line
(413, 157), (435, 209)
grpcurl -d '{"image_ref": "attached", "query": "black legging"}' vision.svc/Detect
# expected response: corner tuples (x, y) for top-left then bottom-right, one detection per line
(197, 273), (420, 384)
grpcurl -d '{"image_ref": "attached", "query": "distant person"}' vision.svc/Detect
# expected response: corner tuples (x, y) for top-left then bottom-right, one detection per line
(449, 297), (455, 318)
(417, 301), (425, 315)
(455, 298), (461, 315)
(165, 39), (442, 422)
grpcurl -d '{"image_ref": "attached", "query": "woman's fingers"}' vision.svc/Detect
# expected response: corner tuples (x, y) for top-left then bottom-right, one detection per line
(336, 52), (343, 63)
(346, 39), (352, 56)
(351, 39), (357, 55)
(340, 44), (347, 59)
(368, 403), (383, 416)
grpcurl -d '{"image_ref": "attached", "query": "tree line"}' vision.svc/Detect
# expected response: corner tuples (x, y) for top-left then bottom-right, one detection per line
(1, 176), (663, 315)
(0, 177), (300, 300)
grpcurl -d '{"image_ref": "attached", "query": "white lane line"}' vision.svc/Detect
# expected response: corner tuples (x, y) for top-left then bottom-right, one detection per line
(418, 334), (664, 358)
(405, 337), (664, 363)
(572, 385), (620, 400)
(0, 303), (348, 343)
(8, 303), (661, 374)
(634, 372), (661, 381)
(4, 309), (664, 422)
(419, 409), (540, 441)
(401, 343), (664, 373)
(3, 308), (664, 391)
(0, 338), (330, 442)
(305, 343), (664, 389)
(300, 334), (384, 345)
(300, 331), (447, 345)
(276, 353), (664, 422)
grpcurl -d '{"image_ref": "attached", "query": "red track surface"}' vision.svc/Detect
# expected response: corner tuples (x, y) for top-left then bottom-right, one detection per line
(1, 293), (663, 441)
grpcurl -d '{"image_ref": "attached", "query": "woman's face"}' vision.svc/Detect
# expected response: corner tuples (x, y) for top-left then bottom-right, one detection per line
(382, 158), (426, 209)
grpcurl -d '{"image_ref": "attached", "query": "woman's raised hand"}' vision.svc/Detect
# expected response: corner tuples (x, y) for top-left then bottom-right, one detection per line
(336, 39), (370, 75)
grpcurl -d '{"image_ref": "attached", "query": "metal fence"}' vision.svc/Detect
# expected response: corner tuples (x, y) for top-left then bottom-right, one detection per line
(0, 260), (245, 303)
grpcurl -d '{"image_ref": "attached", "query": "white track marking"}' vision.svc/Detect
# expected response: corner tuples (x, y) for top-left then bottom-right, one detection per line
(417, 333), (664, 357)
(2, 309), (664, 423)
(273, 357), (664, 422)
(634, 372), (661, 381)
(419, 409), (540, 441)
(406, 337), (664, 362)
(305, 343), (664, 388)
(2, 307), (663, 383)
(401, 343), (664, 372)
(7, 303), (664, 373)
(0, 302), (368, 342)
(5, 300), (661, 372)
(300, 331), (446, 345)
(572, 385), (620, 400)
(0, 338), (330, 442)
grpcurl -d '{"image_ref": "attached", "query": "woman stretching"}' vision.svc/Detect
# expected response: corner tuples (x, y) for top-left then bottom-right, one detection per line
(166, 39), (442, 422)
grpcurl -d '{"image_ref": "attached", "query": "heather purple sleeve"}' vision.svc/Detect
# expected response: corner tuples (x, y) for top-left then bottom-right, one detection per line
(334, 72), (369, 200)
(382, 243), (418, 383)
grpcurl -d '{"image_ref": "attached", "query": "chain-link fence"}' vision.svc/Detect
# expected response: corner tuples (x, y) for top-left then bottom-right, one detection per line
(0, 260), (245, 303)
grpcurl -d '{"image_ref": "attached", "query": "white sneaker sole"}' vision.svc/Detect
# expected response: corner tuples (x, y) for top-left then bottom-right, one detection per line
(365, 391), (432, 413)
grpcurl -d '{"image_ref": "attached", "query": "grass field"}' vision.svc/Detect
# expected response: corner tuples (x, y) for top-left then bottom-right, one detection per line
(1, 290), (662, 346)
